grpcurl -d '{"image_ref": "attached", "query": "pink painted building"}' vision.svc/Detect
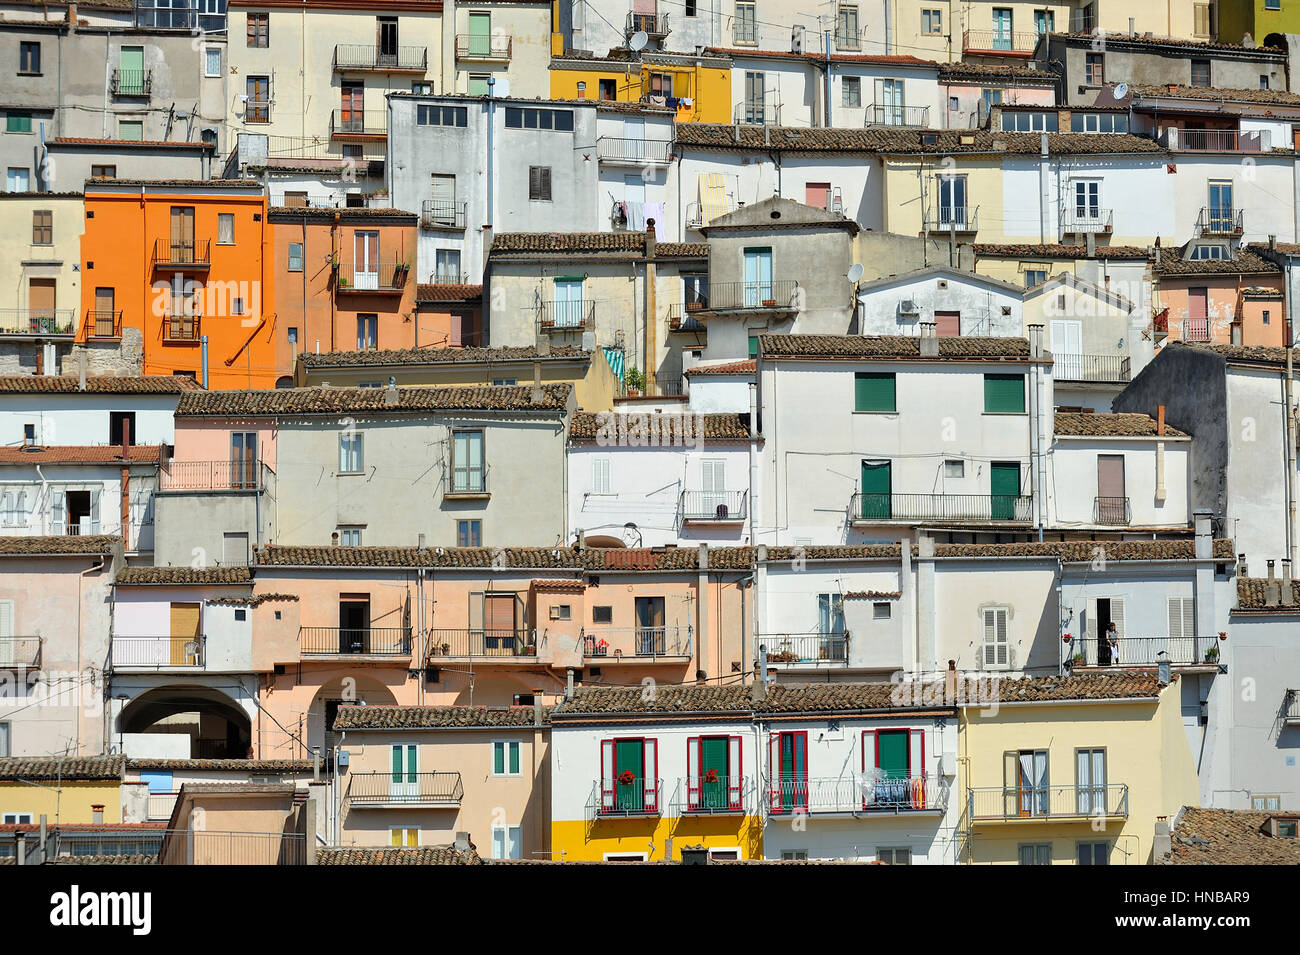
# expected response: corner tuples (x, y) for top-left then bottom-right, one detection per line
(1153, 248), (1286, 349)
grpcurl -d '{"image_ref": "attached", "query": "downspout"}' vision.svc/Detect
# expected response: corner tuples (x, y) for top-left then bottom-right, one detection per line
(1286, 267), (1297, 567)
(331, 211), (339, 352)
(823, 31), (832, 128)
(77, 555), (105, 755)
(748, 380), (758, 544)
(486, 76), (496, 229)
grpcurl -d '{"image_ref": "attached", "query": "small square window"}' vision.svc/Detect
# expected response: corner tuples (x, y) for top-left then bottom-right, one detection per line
(873, 602), (891, 620)
(457, 519), (482, 547)
(550, 604), (572, 620)
(781, 849), (808, 860)
(91, 164), (116, 178)
(492, 740), (521, 776)
(592, 605), (613, 624)
(1278, 820), (1297, 838)
(234, 609), (247, 621)
(944, 459), (965, 478)
(118, 120), (143, 141)
(337, 526), (363, 546)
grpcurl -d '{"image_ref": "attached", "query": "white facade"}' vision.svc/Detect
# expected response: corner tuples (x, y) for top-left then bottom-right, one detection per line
(856, 267), (1024, 337)
(112, 587), (257, 673)
(1048, 435), (1191, 531)
(1, 394), (179, 447)
(0, 464), (156, 553)
(685, 371), (753, 413)
(595, 108), (677, 237)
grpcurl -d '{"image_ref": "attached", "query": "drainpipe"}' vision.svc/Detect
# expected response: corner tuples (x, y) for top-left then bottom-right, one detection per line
(77, 555), (105, 755)
(696, 544), (709, 680)
(1284, 258), (1298, 568)
(331, 211), (339, 352)
(118, 417), (130, 551)
(486, 75), (496, 234)
(747, 381), (758, 544)
(200, 335), (209, 389)
(823, 31), (832, 128)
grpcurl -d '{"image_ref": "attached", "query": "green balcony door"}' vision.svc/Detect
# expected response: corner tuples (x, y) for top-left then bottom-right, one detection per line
(861, 461), (892, 519)
(991, 462), (1020, 520)
(877, 730), (909, 779)
(778, 732), (806, 810)
(119, 46), (144, 95)
(614, 739), (644, 811)
(469, 12), (491, 57)
(701, 736), (729, 810)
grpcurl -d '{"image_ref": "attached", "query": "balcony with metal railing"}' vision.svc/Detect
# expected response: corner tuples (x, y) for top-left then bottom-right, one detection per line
(924, 206), (980, 233)
(333, 44), (428, 72)
(665, 303), (707, 332)
(330, 110), (387, 139)
(426, 628), (538, 661)
(767, 774), (947, 815)
(344, 771), (464, 808)
(962, 29), (1041, 53)
(674, 775), (751, 814)
(455, 34), (513, 61)
(82, 307), (121, 339)
(1197, 206), (1243, 236)
(0, 636), (41, 669)
(1060, 208), (1113, 235)
(421, 199), (468, 230)
(111, 68), (151, 97)
(244, 101), (272, 124)
(734, 101), (782, 125)
(595, 136), (672, 165)
(336, 259), (411, 292)
(589, 778), (663, 817)
(159, 459), (269, 492)
(1093, 496), (1131, 525)
(538, 299), (596, 330)
(732, 20), (758, 45)
(850, 492), (1033, 524)
(0, 309), (77, 337)
(966, 783), (1129, 822)
(581, 625), (692, 661)
(1183, 317), (1212, 342)
(1066, 634), (1222, 669)
(1286, 690), (1300, 725)
(626, 11), (670, 38)
(146, 791), (179, 821)
(759, 632), (849, 666)
(163, 316), (201, 343)
(1161, 127), (1271, 152)
(680, 489), (747, 523)
(1052, 353), (1131, 382)
(111, 634), (205, 669)
(301, 626), (412, 657)
(685, 195), (737, 230)
(865, 103), (930, 127)
(695, 280), (799, 314)
(152, 238), (211, 270)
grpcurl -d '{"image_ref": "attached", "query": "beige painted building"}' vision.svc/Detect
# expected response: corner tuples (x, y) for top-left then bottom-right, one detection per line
(885, 1), (1074, 62)
(332, 703), (550, 858)
(447, 0), (551, 97)
(0, 193), (84, 375)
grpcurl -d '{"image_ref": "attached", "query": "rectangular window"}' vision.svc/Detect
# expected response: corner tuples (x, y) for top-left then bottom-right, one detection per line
(818, 593), (845, 635)
(842, 76), (861, 107)
(836, 4), (860, 49)
(937, 173), (968, 226)
(878, 847), (912, 864)
(118, 120), (143, 141)
(528, 165), (552, 201)
(205, 46), (221, 77)
(743, 71), (767, 123)
(217, 212), (234, 244)
(1076, 747), (1108, 814)
(984, 374), (1026, 413)
(1024, 268), (1047, 287)
(1018, 843), (1052, 865)
(19, 42), (40, 74)
(873, 602), (892, 620)
(493, 740), (521, 776)
(246, 76), (270, 123)
(435, 249), (461, 283)
(491, 825), (522, 860)
(592, 605), (613, 624)
(591, 456), (612, 494)
(91, 164), (116, 178)
(1167, 596), (1196, 640)
(504, 107), (575, 131)
(287, 242), (303, 271)
(1190, 59), (1211, 87)
(0, 721), (8, 757)
(417, 105), (469, 127)
(412, 81), (433, 94)
(390, 827), (418, 847)
(735, 1), (757, 43)
(769, 731), (808, 812)
(31, 209), (51, 245)
(854, 372), (896, 412)
(6, 112), (31, 134)
(356, 314), (377, 350)
(1085, 53), (1104, 85)
(1077, 842), (1109, 865)
(456, 519), (482, 547)
(1251, 794), (1281, 811)
(338, 526), (363, 546)
(339, 432), (364, 473)
(6, 167), (29, 191)
(945, 459), (965, 478)
(781, 850), (808, 861)
(1034, 9), (1054, 33)
(922, 8), (941, 33)
(247, 12), (269, 47)
(599, 737), (659, 813)
(452, 430), (485, 492)
(2, 812), (32, 824)
(982, 607), (1009, 668)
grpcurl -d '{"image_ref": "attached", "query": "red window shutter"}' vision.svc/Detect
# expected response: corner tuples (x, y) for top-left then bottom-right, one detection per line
(600, 739), (615, 811)
(643, 738), (658, 811)
(728, 736), (743, 809)
(768, 732), (781, 812)
(687, 736), (701, 810)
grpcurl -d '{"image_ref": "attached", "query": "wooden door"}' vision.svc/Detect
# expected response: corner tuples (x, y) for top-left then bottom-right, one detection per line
(169, 602), (200, 665)
(170, 206), (195, 262)
(353, 231), (379, 289)
(1096, 454), (1125, 522)
(990, 462), (1021, 520)
(28, 278), (55, 331)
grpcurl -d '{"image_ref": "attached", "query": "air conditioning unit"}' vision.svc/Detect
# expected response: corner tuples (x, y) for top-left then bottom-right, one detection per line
(899, 299), (921, 316)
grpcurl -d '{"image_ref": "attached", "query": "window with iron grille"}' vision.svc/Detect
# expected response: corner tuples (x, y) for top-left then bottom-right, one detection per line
(735, 2), (757, 43)
(1190, 60), (1211, 87)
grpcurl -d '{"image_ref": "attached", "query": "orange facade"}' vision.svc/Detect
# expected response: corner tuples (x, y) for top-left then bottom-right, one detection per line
(79, 180), (277, 389)
(270, 208), (418, 381)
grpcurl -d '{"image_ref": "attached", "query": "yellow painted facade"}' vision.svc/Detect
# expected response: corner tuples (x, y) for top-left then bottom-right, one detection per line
(548, 58), (731, 124)
(881, 155), (1004, 240)
(551, 813), (762, 861)
(958, 681), (1200, 865)
(0, 779), (123, 825)
(886, 1), (1074, 62)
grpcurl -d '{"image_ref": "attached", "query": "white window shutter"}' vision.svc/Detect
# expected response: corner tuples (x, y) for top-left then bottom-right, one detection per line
(1111, 598), (1125, 638)
(89, 488), (101, 533)
(50, 489), (64, 534)
(0, 600), (13, 638)
(1182, 597), (1195, 639)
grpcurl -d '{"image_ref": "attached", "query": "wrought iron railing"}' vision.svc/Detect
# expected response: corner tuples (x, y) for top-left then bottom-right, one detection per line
(300, 627), (412, 655)
(111, 634), (205, 668)
(1184, 318), (1212, 342)
(680, 489), (748, 521)
(1167, 128), (1271, 152)
(590, 778), (663, 816)
(850, 492), (1033, 523)
(1060, 208), (1113, 234)
(685, 195), (736, 229)
(758, 632), (849, 665)
(581, 626), (692, 660)
(699, 279), (799, 311)
(1052, 353), (1130, 382)
(426, 628), (538, 660)
(333, 44), (428, 72)
(455, 34), (513, 60)
(595, 136), (672, 164)
(345, 771), (464, 805)
(767, 775), (947, 814)
(1197, 206), (1243, 235)
(1286, 690), (1300, 723)
(152, 238), (211, 268)
(626, 11), (670, 36)
(734, 101), (781, 125)
(421, 199), (467, 230)
(963, 28), (1040, 52)
(111, 68), (151, 96)
(0, 636), (41, 668)
(666, 303), (707, 331)
(538, 299), (596, 328)
(336, 259), (411, 292)
(159, 459), (267, 491)
(0, 309), (77, 336)
(330, 110), (387, 137)
(163, 316), (201, 342)
(925, 206), (980, 232)
(677, 775), (750, 813)
(1067, 635), (1221, 668)
(865, 103), (930, 127)
(1093, 496), (1131, 525)
(244, 100), (272, 124)
(967, 783), (1129, 820)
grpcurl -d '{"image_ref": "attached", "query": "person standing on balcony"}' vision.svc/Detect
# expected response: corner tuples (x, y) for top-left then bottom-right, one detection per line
(1104, 622), (1119, 666)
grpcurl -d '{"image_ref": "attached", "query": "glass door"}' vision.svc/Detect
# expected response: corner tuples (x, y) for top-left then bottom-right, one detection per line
(1208, 181), (1233, 232)
(390, 744), (417, 800)
(353, 231), (379, 290)
(743, 247), (773, 306)
(992, 8), (1013, 50)
(1018, 751), (1048, 816)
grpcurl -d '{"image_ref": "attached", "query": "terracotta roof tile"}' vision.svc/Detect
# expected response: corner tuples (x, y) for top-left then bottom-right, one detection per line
(127, 758), (314, 772)
(705, 46), (938, 68)
(415, 283), (483, 302)
(938, 62), (1057, 81)
(974, 243), (1150, 260)
(0, 445), (162, 465)
(684, 359), (756, 376)
(267, 205), (415, 220)
(843, 590), (902, 599)
(1133, 83), (1300, 106)
(115, 565), (253, 585)
(1165, 341), (1298, 366)
(318, 845), (483, 865)
(1164, 808), (1300, 864)
(0, 375), (201, 394)
(568, 411), (753, 442)
(332, 704), (550, 730)
(1154, 248), (1281, 276)
(175, 384), (572, 416)
(530, 578), (586, 593)
(934, 539), (1234, 561)
(299, 345), (588, 368)
(489, 233), (707, 259)
(0, 535), (118, 557)
(1235, 576), (1300, 612)
(760, 334), (1033, 361)
(0, 755), (124, 780)
(678, 126), (1160, 156)
(1050, 30), (1286, 55)
(1054, 412), (1188, 438)
(51, 137), (214, 150)
(256, 545), (583, 569)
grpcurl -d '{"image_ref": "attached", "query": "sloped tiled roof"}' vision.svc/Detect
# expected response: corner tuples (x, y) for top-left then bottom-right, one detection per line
(974, 243), (1150, 260)
(674, 125), (1161, 156)
(0, 755), (125, 780)
(299, 345), (589, 367)
(934, 539), (1233, 561)
(257, 545), (583, 569)
(318, 845), (483, 865)
(1154, 248), (1281, 276)
(760, 334), (1032, 361)
(1164, 808), (1300, 865)
(1234, 576), (1300, 612)
(489, 233), (707, 259)
(843, 590), (902, 599)
(0, 535), (118, 557)
(332, 704), (549, 730)
(115, 565), (253, 586)
(1054, 412), (1188, 438)
(1049, 30), (1286, 55)
(568, 411), (753, 442)
(938, 62), (1057, 81)
(705, 46), (937, 68)
(0, 375), (201, 394)
(684, 359), (756, 376)
(0, 445), (162, 465)
(1165, 341), (1298, 366)
(175, 384), (572, 416)
(1133, 83), (1300, 106)
(54, 137), (213, 150)
(127, 758), (314, 773)
(415, 283), (483, 302)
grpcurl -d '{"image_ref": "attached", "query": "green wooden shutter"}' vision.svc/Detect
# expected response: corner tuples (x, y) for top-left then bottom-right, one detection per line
(877, 730), (909, 779)
(407, 744), (417, 783)
(493, 741), (504, 775)
(855, 372), (896, 412)
(391, 744), (402, 783)
(509, 741), (520, 775)
(984, 374), (1026, 413)
(990, 463), (1021, 520)
(860, 461), (892, 519)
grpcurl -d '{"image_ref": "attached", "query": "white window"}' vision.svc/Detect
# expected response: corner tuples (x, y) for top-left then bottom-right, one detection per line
(491, 824), (522, 859)
(982, 607), (1009, 668)
(1167, 596), (1195, 640)
(338, 432), (363, 473)
(1252, 794), (1282, 811)
(493, 740), (521, 776)
(491, 378), (517, 386)
(944, 459), (965, 478)
(1072, 179), (1101, 220)
(781, 849), (808, 860)
(2, 811), (32, 824)
(873, 602), (892, 620)
(204, 46), (221, 77)
(922, 8), (942, 33)
(451, 430), (485, 493)
(0, 721), (8, 757)
(591, 457), (612, 494)
(842, 76), (861, 108)
(217, 212), (234, 244)
(338, 526), (363, 546)
(7, 167), (30, 192)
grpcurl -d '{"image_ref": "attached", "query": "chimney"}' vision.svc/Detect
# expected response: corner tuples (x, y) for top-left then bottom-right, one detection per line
(644, 221), (656, 260)
(331, 531), (340, 547)
(751, 660), (767, 703)
(1270, 234), (1277, 251)
(1238, 552), (1249, 577)
(1157, 652), (1170, 684)
(1193, 509), (1212, 559)
(1128, 17), (1135, 36)
(1027, 323), (1044, 359)
(919, 321), (939, 357)
(531, 360), (543, 404)
(944, 659), (957, 704)
(565, 667), (575, 700)
(1283, 559), (1295, 605)
(91, 805), (104, 825)
(454, 832), (472, 852)
(1085, 231), (1095, 257)
(1153, 817), (1172, 861)
(78, 351), (87, 391)
(1156, 405), (1166, 435)
(1265, 559), (1281, 606)
(384, 375), (398, 406)
(533, 698), (543, 726)
(68, 3), (77, 31)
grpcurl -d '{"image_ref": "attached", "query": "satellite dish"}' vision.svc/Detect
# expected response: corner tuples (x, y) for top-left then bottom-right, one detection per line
(846, 263), (865, 284)
(629, 30), (648, 52)
(1114, 82), (1129, 99)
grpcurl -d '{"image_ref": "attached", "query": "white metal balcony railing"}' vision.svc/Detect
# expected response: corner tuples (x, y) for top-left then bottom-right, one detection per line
(1161, 127), (1271, 152)
(1066, 635), (1222, 668)
(684, 195), (737, 229)
(1286, 690), (1300, 724)
(590, 778), (663, 817)
(159, 459), (269, 491)
(925, 206), (980, 233)
(1060, 208), (1113, 235)
(1197, 206), (1243, 236)
(680, 489), (748, 522)
(345, 771), (464, 807)
(0, 636), (41, 668)
(767, 775), (948, 814)
(966, 784), (1129, 821)
(595, 136), (672, 164)
(581, 626), (692, 660)
(420, 199), (468, 230)
(851, 492), (1033, 523)
(735, 101), (781, 125)
(674, 776), (751, 814)
(111, 635), (204, 668)
(865, 104), (930, 127)
(1052, 353), (1131, 383)
(759, 632), (849, 665)
(146, 791), (179, 821)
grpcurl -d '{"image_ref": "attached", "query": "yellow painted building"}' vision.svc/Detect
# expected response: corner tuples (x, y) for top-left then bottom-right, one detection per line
(549, 51), (732, 124)
(0, 756), (126, 826)
(0, 192), (84, 371)
(958, 675), (1200, 865)
(880, 150), (1004, 241)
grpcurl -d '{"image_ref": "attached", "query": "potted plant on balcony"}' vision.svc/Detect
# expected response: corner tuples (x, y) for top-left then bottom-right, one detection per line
(593, 638), (609, 657)
(1070, 652), (1086, 668)
(1204, 644), (1220, 664)
(686, 300), (703, 312)
(702, 768), (719, 784)
(618, 770), (636, 786)
(762, 297), (777, 307)
(625, 366), (645, 396)
(337, 275), (350, 289)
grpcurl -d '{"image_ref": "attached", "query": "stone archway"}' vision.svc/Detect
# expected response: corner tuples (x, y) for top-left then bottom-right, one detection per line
(118, 685), (252, 759)
(306, 675), (399, 757)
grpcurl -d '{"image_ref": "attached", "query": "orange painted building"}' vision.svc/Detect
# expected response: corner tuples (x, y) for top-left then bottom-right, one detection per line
(414, 282), (484, 348)
(269, 207), (418, 383)
(1152, 248), (1286, 349)
(78, 179), (277, 389)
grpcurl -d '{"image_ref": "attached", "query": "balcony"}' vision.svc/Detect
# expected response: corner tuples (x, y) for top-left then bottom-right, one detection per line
(83, 309), (122, 339)
(152, 239), (211, 270)
(336, 260), (411, 293)
(732, 21), (757, 45)
(111, 634), (205, 669)
(1093, 496), (1131, 525)
(674, 776), (751, 814)
(767, 775), (947, 815)
(850, 492), (1033, 524)
(1053, 353), (1130, 382)
(665, 303), (707, 332)
(924, 206), (980, 234)
(344, 771), (464, 809)
(163, 316), (201, 343)
(589, 779), (663, 817)
(332, 44), (428, 73)
(330, 110), (387, 139)
(1197, 206), (1243, 236)
(581, 626), (692, 661)
(0, 309), (77, 337)
(1183, 317), (1212, 342)
(111, 68), (151, 97)
(1161, 127), (1271, 152)
(1286, 690), (1300, 725)
(146, 791), (179, 821)
(865, 104), (930, 127)
(680, 490), (747, 523)
(455, 34), (512, 62)
(426, 628), (538, 661)
(420, 199), (468, 231)
(595, 136), (672, 166)
(538, 299), (596, 330)
(734, 101), (781, 125)
(300, 626), (412, 657)
(1060, 209), (1113, 235)
(244, 101), (272, 124)
(159, 459), (267, 492)
(626, 11), (670, 38)
(1066, 635), (1223, 669)
(759, 632), (849, 666)
(962, 29), (1041, 54)
(685, 196), (738, 231)
(967, 784), (1129, 822)
(695, 280), (799, 314)
(0, 636), (41, 669)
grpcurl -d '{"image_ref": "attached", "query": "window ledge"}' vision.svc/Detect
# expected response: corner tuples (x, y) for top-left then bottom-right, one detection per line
(853, 409), (899, 415)
(444, 491), (490, 501)
(337, 470), (366, 476)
